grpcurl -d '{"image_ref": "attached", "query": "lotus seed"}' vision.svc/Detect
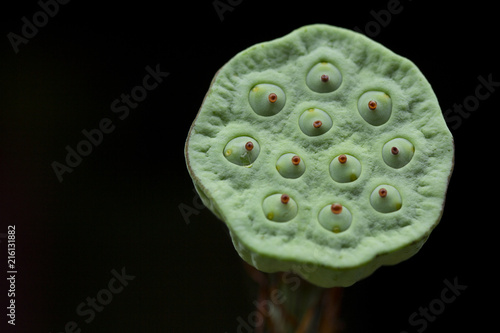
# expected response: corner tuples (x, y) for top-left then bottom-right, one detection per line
(370, 185), (402, 213)
(329, 154), (361, 183)
(248, 83), (286, 116)
(306, 62), (342, 93)
(223, 136), (260, 166)
(276, 153), (306, 179)
(382, 138), (415, 169)
(358, 91), (392, 126)
(299, 108), (332, 136)
(318, 203), (352, 233)
(185, 24), (454, 288)
(262, 193), (298, 222)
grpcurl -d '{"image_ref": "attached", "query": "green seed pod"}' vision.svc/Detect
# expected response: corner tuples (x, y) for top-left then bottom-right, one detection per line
(357, 91), (392, 126)
(370, 185), (402, 213)
(262, 193), (298, 222)
(185, 24), (454, 288)
(223, 136), (260, 166)
(318, 204), (352, 233)
(329, 154), (361, 183)
(298, 108), (333, 136)
(276, 153), (305, 179)
(382, 138), (415, 169)
(306, 62), (342, 93)
(248, 83), (286, 116)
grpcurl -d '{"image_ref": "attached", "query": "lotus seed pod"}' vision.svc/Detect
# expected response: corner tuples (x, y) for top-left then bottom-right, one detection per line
(298, 108), (333, 136)
(382, 138), (415, 169)
(276, 153), (306, 179)
(185, 24), (454, 287)
(223, 136), (260, 166)
(318, 204), (352, 233)
(262, 193), (298, 222)
(306, 62), (342, 93)
(248, 83), (286, 116)
(329, 154), (362, 183)
(357, 91), (392, 126)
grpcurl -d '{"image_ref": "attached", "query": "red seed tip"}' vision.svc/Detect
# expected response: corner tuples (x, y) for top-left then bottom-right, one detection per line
(338, 154), (347, 164)
(320, 74), (329, 82)
(280, 194), (290, 204)
(268, 93), (278, 103)
(245, 141), (254, 151)
(291, 155), (301, 165)
(391, 146), (399, 155)
(368, 100), (377, 110)
(331, 204), (343, 214)
(313, 120), (322, 128)
(379, 188), (388, 198)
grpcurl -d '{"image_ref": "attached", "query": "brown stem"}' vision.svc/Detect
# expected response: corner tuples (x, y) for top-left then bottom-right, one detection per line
(243, 263), (345, 333)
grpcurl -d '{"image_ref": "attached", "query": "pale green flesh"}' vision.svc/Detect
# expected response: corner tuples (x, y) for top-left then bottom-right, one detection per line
(185, 24), (454, 287)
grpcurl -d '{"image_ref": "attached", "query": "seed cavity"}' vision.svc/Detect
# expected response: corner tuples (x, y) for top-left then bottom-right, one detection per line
(299, 108), (332, 136)
(306, 62), (342, 93)
(382, 138), (415, 169)
(370, 185), (402, 213)
(330, 154), (361, 183)
(357, 91), (392, 126)
(262, 193), (298, 222)
(223, 136), (260, 166)
(248, 83), (285, 116)
(318, 203), (352, 233)
(276, 153), (306, 179)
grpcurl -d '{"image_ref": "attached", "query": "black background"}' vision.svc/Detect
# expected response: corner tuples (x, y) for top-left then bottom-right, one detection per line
(0, 0), (496, 332)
